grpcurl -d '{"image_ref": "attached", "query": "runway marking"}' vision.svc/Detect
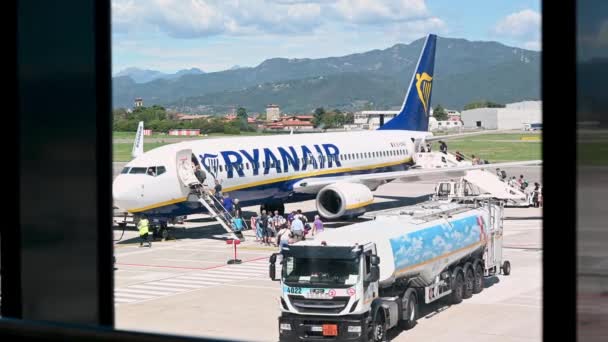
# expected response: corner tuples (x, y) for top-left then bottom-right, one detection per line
(157, 258), (220, 264)
(114, 259), (273, 306)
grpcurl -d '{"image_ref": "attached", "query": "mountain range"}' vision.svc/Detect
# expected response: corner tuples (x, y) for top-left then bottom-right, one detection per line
(113, 36), (540, 112)
(114, 67), (205, 83)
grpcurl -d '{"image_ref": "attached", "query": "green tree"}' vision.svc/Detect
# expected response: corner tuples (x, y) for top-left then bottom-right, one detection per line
(237, 107), (247, 121)
(464, 100), (505, 110)
(433, 105), (448, 121)
(113, 108), (128, 121)
(313, 107), (325, 127)
(345, 112), (354, 124)
(223, 121), (241, 135)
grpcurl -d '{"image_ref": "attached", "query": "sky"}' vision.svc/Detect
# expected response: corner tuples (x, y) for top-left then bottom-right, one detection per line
(112, 0), (541, 74)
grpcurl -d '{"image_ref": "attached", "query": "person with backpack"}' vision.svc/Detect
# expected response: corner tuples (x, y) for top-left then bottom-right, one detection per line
(439, 141), (448, 154)
(276, 225), (292, 250)
(232, 216), (244, 232)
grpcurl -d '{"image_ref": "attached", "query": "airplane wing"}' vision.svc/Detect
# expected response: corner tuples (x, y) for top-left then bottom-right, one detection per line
(292, 159), (542, 194)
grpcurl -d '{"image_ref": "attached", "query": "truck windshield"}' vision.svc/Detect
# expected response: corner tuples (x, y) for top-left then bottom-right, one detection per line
(283, 257), (360, 287)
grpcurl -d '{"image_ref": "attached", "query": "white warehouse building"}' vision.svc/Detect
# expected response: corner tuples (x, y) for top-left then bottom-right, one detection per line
(460, 100), (542, 130)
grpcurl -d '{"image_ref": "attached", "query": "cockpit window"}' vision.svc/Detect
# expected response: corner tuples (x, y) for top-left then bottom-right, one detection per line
(121, 167), (130, 174)
(129, 167), (147, 174)
(156, 166), (166, 176)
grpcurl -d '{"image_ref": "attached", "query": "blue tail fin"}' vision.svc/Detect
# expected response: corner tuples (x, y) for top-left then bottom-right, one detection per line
(378, 34), (436, 131)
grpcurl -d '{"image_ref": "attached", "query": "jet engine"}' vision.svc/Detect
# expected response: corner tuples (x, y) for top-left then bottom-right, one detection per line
(315, 182), (374, 219)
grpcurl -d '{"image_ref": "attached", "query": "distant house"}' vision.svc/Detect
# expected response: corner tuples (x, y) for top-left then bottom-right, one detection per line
(223, 114), (237, 121)
(264, 114), (314, 131)
(175, 113), (211, 122)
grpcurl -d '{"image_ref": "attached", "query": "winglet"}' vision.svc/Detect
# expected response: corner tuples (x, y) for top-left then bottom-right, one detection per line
(132, 121), (144, 158)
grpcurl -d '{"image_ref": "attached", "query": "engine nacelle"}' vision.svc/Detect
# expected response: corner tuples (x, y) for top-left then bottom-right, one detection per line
(316, 182), (374, 219)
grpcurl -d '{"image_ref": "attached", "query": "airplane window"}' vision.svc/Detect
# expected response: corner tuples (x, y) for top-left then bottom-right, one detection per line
(121, 167), (130, 174)
(156, 166), (166, 175)
(129, 167), (147, 174)
(246, 163), (249, 170)
(263, 161), (266, 168)
(220, 165), (223, 172)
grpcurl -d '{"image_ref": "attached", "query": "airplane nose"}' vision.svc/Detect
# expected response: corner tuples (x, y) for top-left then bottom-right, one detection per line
(113, 175), (136, 210)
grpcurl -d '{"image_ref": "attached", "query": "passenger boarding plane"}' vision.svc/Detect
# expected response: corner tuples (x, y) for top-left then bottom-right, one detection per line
(113, 34), (540, 224)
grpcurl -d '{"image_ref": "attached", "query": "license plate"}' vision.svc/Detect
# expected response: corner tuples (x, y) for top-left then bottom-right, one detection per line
(322, 324), (338, 336)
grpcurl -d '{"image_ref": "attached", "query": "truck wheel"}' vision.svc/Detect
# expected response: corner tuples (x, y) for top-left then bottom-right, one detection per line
(473, 264), (484, 294)
(399, 289), (418, 330)
(370, 313), (387, 342)
(463, 267), (474, 299)
(450, 272), (464, 305)
(502, 261), (511, 275)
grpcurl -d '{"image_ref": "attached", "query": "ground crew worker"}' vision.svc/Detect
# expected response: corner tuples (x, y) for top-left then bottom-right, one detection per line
(138, 216), (151, 247)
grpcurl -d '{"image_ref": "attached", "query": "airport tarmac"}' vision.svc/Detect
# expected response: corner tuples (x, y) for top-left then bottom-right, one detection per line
(113, 177), (543, 342)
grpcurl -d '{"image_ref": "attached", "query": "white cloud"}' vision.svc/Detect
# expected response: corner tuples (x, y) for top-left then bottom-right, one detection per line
(112, 0), (325, 38)
(494, 9), (541, 37)
(333, 0), (429, 24)
(112, 0), (439, 38)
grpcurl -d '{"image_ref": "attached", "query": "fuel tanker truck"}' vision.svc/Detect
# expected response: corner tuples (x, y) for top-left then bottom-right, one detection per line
(269, 200), (510, 341)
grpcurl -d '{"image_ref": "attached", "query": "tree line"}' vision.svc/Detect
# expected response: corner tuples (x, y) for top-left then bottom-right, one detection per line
(112, 106), (255, 134)
(313, 107), (355, 128)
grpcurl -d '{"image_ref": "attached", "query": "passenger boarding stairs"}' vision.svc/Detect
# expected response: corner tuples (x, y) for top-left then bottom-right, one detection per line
(176, 149), (247, 240)
(194, 188), (247, 241)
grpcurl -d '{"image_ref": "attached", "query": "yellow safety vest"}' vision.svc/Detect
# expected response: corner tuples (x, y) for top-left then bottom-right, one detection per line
(138, 218), (149, 236)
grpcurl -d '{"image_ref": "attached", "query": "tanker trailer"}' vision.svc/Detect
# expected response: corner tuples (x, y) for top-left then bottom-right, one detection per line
(269, 200), (510, 342)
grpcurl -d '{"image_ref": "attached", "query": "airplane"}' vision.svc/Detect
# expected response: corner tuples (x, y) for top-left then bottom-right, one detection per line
(112, 34), (541, 226)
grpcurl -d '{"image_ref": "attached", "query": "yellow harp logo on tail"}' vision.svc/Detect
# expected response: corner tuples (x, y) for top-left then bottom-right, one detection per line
(415, 72), (433, 115)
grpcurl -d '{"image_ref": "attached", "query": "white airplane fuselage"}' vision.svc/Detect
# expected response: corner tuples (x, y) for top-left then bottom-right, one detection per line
(113, 129), (431, 219)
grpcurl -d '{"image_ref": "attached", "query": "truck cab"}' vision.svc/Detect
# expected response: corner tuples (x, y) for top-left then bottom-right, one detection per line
(433, 179), (478, 200)
(270, 242), (388, 341)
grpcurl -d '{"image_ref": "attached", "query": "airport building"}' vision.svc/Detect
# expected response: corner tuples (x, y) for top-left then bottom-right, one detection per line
(266, 104), (280, 121)
(460, 100), (542, 130)
(354, 110), (399, 130)
(429, 117), (463, 131)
